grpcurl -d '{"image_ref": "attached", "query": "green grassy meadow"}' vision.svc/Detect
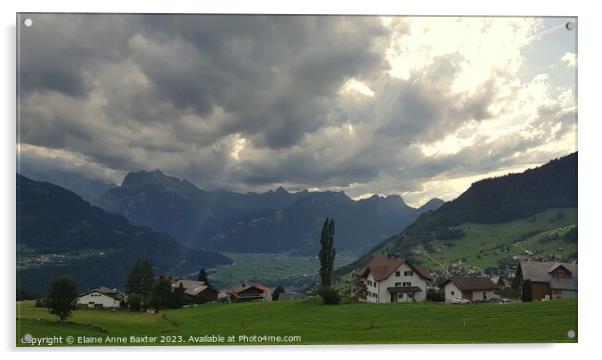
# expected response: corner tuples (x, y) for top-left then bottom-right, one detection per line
(17, 299), (577, 346)
(412, 208), (577, 270)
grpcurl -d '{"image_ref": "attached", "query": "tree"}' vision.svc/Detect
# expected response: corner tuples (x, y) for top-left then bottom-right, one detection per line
(272, 285), (285, 301)
(126, 259), (156, 305)
(171, 282), (186, 308)
(319, 218), (336, 288)
(127, 293), (143, 311)
(521, 281), (533, 302)
(318, 286), (341, 305)
(197, 268), (210, 286)
(149, 276), (172, 309)
(48, 277), (78, 322)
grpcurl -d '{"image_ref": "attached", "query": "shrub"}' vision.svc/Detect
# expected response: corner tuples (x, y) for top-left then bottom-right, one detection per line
(318, 287), (341, 305)
(127, 293), (143, 311)
(35, 298), (50, 308)
(426, 289), (444, 302)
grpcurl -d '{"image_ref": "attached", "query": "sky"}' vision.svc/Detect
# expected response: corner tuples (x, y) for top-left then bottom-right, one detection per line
(17, 15), (577, 207)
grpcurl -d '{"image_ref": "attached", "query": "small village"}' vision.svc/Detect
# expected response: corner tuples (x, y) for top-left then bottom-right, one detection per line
(71, 253), (577, 312)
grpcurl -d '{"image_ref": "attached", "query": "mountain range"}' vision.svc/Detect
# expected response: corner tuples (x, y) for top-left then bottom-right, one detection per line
(16, 174), (232, 294)
(97, 170), (443, 255)
(18, 167), (116, 206)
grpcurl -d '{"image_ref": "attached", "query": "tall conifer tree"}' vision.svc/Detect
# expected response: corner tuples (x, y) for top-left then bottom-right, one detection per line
(319, 218), (336, 287)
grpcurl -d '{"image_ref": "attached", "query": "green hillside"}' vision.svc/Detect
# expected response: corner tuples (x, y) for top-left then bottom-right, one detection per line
(411, 208), (577, 271)
(17, 299), (577, 345)
(337, 153), (577, 278)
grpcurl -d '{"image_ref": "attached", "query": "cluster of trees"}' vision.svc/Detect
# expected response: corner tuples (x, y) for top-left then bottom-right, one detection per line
(43, 259), (216, 322)
(125, 259), (211, 311)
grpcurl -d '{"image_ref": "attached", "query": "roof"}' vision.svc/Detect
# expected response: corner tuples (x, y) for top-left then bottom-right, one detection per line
(443, 277), (498, 291)
(519, 261), (578, 283)
(78, 287), (123, 300)
(550, 278), (578, 291)
(227, 283), (271, 296)
(356, 255), (432, 281)
(171, 279), (214, 297)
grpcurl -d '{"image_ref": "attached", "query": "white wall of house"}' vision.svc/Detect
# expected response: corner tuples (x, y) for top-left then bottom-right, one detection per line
(471, 290), (498, 301)
(376, 263), (427, 303)
(444, 283), (498, 302)
(444, 283), (462, 302)
(77, 291), (120, 308)
(365, 273), (379, 303)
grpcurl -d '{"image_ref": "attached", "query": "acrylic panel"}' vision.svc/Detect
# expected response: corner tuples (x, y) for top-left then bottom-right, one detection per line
(16, 13), (578, 347)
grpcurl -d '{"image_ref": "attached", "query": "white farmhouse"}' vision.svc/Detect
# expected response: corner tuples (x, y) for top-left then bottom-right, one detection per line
(76, 287), (124, 309)
(442, 277), (499, 303)
(354, 254), (432, 303)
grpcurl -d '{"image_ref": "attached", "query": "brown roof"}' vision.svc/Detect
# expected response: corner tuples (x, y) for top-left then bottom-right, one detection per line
(227, 282), (270, 295)
(356, 255), (432, 281)
(443, 277), (498, 291)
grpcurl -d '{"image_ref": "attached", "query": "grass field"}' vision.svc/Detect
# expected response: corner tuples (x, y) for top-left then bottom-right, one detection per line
(16, 299), (577, 346)
(412, 208), (577, 270)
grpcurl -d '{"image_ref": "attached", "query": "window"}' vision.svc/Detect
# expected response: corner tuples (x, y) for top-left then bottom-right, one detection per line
(395, 271), (401, 277)
(395, 282), (402, 287)
(398, 293), (404, 299)
(404, 271), (414, 276)
(451, 291), (455, 296)
(407, 293), (414, 299)
(403, 282), (411, 287)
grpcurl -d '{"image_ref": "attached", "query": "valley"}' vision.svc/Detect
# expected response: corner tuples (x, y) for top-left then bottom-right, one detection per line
(208, 252), (357, 290)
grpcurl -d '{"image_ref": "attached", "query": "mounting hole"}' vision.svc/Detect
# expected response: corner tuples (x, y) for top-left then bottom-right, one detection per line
(23, 18), (33, 27)
(22, 333), (33, 343)
(567, 330), (576, 339)
(565, 22), (575, 31)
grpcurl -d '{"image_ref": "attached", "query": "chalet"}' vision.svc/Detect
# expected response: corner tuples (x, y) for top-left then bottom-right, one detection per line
(227, 282), (272, 303)
(76, 287), (123, 309)
(354, 254), (432, 303)
(442, 277), (499, 302)
(170, 279), (218, 304)
(515, 261), (577, 301)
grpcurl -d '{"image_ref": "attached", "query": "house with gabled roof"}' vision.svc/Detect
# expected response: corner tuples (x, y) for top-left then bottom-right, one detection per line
(226, 282), (272, 303)
(170, 279), (218, 304)
(354, 254), (432, 303)
(442, 277), (499, 302)
(515, 261), (578, 301)
(76, 287), (124, 309)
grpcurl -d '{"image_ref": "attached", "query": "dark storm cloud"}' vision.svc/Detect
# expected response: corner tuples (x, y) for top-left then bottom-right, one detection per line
(17, 15), (576, 203)
(18, 14), (393, 171)
(19, 14), (136, 96)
